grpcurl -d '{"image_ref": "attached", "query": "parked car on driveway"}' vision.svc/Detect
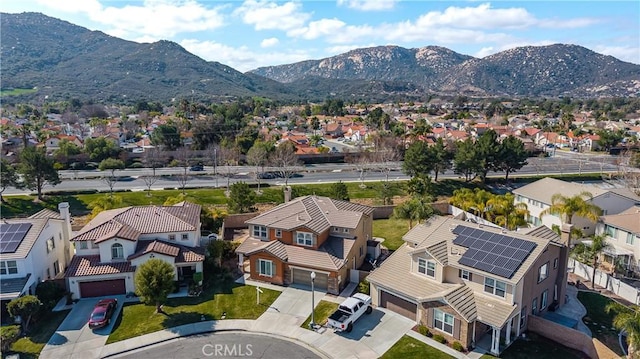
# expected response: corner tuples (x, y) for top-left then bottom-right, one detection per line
(327, 293), (372, 332)
(88, 298), (118, 329)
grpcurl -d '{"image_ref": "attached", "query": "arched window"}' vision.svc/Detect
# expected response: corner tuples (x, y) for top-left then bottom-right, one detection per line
(111, 243), (124, 260)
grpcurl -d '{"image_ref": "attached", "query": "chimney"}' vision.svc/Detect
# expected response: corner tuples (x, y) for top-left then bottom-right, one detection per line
(283, 186), (292, 203)
(58, 202), (73, 263)
(560, 223), (573, 246)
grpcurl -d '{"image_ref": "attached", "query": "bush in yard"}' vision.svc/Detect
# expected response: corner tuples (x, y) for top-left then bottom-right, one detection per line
(358, 279), (370, 295)
(7, 295), (42, 332)
(35, 281), (66, 310)
(0, 325), (20, 352)
(227, 182), (257, 213)
(452, 341), (465, 352)
(417, 324), (430, 337)
(135, 259), (176, 313)
(432, 334), (447, 344)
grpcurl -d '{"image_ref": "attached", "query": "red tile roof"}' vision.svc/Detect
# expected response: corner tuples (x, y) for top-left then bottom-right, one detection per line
(128, 240), (205, 263)
(66, 255), (135, 277)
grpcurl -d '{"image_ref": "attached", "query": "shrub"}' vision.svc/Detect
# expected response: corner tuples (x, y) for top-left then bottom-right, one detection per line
(358, 279), (370, 295)
(452, 341), (465, 352)
(417, 324), (430, 337)
(0, 325), (21, 352)
(433, 334), (447, 344)
(35, 281), (66, 310)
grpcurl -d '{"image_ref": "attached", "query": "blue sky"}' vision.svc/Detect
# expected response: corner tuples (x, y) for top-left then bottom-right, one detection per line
(3, 0), (639, 72)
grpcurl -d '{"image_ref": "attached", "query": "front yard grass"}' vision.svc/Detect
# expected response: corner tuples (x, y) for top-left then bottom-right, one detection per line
(9, 309), (71, 359)
(381, 335), (454, 359)
(480, 332), (588, 359)
(106, 282), (280, 344)
(577, 291), (626, 356)
(301, 300), (339, 329)
(373, 218), (409, 251)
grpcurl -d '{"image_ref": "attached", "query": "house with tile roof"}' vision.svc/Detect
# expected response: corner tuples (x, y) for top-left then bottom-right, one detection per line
(512, 177), (640, 236)
(235, 195), (374, 295)
(66, 201), (205, 298)
(367, 216), (570, 355)
(595, 205), (640, 275)
(1, 203), (74, 306)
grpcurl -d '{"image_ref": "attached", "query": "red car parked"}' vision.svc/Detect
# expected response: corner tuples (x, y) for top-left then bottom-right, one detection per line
(88, 298), (118, 329)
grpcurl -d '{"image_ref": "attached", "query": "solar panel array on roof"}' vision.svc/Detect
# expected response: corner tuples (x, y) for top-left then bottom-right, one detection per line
(452, 225), (536, 279)
(0, 223), (33, 254)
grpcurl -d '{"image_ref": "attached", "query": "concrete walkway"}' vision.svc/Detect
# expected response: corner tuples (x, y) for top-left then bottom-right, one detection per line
(555, 284), (592, 336)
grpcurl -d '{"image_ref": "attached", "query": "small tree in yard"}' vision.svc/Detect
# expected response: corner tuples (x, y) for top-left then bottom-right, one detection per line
(329, 181), (350, 201)
(135, 259), (175, 313)
(227, 182), (257, 213)
(1, 325), (21, 352)
(7, 295), (42, 332)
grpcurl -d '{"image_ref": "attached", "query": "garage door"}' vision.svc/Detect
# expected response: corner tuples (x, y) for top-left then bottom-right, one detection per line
(292, 268), (328, 290)
(380, 290), (417, 320)
(79, 279), (126, 298)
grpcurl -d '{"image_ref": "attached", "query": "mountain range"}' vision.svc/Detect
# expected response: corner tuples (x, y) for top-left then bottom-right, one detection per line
(1, 12), (639, 104)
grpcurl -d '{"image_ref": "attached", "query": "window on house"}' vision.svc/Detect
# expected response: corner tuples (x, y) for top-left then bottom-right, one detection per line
(553, 258), (558, 269)
(275, 229), (282, 238)
(434, 309), (454, 335)
(181, 233), (189, 240)
(91, 241), (99, 249)
(78, 241), (88, 250)
(169, 234), (176, 241)
(53, 260), (60, 276)
(253, 225), (267, 239)
(520, 307), (527, 327)
(258, 259), (273, 277)
(626, 233), (635, 245)
(0, 261), (18, 275)
(532, 298), (538, 315)
(46, 237), (55, 253)
(111, 243), (124, 260)
(343, 228), (349, 233)
(538, 262), (549, 283)
(605, 225), (618, 238)
(484, 277), (506, 297)
(459, 269), (472, 281)
(540, 290), (548, 310)
(46, 268), (51, 279)
(359, 246), (363, 257)
(296, 232), (313, 246)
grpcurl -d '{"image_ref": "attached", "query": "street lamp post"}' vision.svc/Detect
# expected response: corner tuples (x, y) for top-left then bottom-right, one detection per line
(310, 271), (316, 330)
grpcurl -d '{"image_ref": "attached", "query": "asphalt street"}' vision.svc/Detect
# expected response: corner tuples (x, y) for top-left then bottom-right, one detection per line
(111, 332), (322, 359)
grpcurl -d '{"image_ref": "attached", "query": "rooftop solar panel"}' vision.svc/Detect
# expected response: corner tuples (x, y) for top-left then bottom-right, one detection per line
(0, 223), (32, 254)
(453, 225), (537, 279)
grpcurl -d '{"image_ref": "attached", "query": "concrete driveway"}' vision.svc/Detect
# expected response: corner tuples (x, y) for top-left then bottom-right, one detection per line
(40, 296), (124, 359)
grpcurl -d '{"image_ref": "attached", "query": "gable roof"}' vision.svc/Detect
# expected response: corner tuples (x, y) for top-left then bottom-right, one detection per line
(72, 202), (201, 242)
(1, 217), (54, 260)
(66, 255), (136, 277)
(601, 205), (640, 234)
(512, 177), (608, 205)
(128, 240), (205, 262)
(246, 196), (373, 233)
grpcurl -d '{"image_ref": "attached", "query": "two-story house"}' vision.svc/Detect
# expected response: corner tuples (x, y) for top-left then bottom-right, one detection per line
(235, 195), (374, 295)
(513, 177), (640, 236)
(367, 216), (570, 355)
(66, 201), (205, 298)
(595, 205), (640, 275)
(1, 203), (74, 311)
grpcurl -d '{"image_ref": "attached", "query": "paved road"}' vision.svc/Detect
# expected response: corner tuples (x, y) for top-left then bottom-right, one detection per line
(112, 332), (322, 359)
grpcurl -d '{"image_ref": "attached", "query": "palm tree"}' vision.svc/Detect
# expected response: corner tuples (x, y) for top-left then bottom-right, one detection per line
(573, 234), (611, 289)
(540, 191), (603, 225)
(393, 196), (436, 230)
(605, 303), (640, 359)
(486, 193), (529, 230)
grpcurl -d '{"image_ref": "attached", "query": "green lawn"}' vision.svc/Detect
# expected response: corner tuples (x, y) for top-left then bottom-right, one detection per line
(106, 283), (280, 344)
(373, 218), (410, 251)
(9, 310), (71, 359)
(577, 291), (626, 356)
(301, 300), (339, 329)
(480, 332), (587, 359)
(381, 335), (455, 359)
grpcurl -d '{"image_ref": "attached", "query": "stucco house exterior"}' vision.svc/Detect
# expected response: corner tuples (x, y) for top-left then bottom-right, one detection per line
(66, 201), (205, 298)
(595, 205), (640, 275)
(235, 195), (374, 295)
(512, 177), (640, 236)
(367, 216), (570, 355)
(1, 203), (74, 313)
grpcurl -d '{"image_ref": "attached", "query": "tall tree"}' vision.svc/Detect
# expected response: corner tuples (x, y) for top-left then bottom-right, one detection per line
(496, 135), (528, 181)
(572, 234), (611, 289)
(0, 159), (21, 203)
(540, 191), (603, 225)
(403, 140), (432, 178)
(84, 137), (120, 162)
(18, 146), (61, 200)
(427, 138), (452, 182)
(135, 259), (176, 313)
(270, 141), (301, 186)
(141, 147), (164, 196)
(99, 158), (125, 196)
(392, 196), (436, 230)
(329, 181), (350, 201)
(474, 129), (500, 183)
(453, 138), (482, 182)
(151, 124), (181, 150)
(246, 141), (272, 193)
(227, 182), (257, 213)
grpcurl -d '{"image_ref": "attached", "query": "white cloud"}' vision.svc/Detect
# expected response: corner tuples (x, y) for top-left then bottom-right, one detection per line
(592, 45), (640, 64)
(180, 39), (312, 71)
(473, 40), (556, 58)
(234, 0), (310, 31)
(35, 0), (103, 14)
(336, 0), (397, 11)
(415, 3), (536, 29)
(260, 37), (280, 48)
(288, 18), (346, 40)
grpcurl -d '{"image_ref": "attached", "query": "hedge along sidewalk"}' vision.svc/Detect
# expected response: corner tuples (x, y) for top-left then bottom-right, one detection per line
(405, 330), (467, 359)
